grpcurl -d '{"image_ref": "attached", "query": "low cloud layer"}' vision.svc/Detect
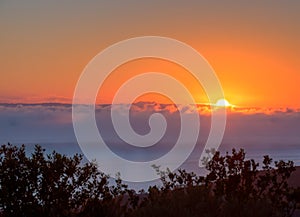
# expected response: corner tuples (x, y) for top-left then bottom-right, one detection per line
(0, 102), (299, 157)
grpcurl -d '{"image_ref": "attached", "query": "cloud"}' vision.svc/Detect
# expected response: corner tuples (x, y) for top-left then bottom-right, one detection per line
(0, 103), (74, 143)
(0, 102), (299, 154)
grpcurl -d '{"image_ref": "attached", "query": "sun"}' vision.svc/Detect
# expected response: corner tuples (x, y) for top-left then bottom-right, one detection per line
(215, 99), (231, 107)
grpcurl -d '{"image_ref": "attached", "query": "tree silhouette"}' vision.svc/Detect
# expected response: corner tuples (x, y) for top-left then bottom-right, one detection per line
(130, 149), (298, 217)
(0, 144), (128, 217)
(0, 144), (298, 217)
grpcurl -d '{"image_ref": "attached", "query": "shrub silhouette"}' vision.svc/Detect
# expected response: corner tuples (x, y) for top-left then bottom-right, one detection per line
(130, 149), (298, 217)
(0, 144), (298, 217)
(204, 149), (297, 217)
(0, 144), (128, 217)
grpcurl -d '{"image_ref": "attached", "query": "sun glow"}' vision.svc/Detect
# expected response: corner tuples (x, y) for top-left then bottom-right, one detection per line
(216, 99), (231, 107)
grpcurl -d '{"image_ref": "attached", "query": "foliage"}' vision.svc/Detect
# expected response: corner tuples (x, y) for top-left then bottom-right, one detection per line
(0, 144), (298, 217)
(205, 149), (297, 217)
(0, 144), (128, 217)
(130, 149), (298, 217)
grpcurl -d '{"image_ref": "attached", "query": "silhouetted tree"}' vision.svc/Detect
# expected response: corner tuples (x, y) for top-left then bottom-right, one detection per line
(0, 144), (298, 217)
(205, 149), (296, 217)
(0, 144), (128, 217)
(130, 149), (298, 217)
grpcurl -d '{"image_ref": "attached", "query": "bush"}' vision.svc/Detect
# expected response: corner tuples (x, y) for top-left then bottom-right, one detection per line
(0, 144), (128, 217)
(131, 149), (298, 217)
(0, 144), (298, 217)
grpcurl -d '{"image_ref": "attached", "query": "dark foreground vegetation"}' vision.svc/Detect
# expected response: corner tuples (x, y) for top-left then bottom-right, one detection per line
(0, 144), (300, 217)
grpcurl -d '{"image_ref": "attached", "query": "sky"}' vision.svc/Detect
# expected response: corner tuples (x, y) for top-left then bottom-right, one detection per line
(1, 1), (300, 182)
(1, 0), (300, 108)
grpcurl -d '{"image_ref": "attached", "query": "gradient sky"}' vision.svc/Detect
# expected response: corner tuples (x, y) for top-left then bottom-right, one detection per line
(1, 0), (300, 108)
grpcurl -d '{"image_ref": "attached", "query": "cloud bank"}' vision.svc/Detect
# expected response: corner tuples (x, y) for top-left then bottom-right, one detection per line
(0, 102), (299, 161)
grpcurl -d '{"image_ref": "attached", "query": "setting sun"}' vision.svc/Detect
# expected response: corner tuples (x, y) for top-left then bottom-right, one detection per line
(216, 99), (231, 107)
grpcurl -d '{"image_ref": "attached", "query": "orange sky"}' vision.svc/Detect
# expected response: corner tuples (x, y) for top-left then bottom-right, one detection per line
(0, 1), (299, 108)
(97, 58), (208, 105)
